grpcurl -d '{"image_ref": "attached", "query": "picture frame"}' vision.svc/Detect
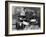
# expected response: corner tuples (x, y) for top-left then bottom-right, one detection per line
(5, 1), (45, 36)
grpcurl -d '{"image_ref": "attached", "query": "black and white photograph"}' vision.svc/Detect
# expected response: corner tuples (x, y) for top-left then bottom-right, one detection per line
(12, 7), (40, 30)
(5, 1), (45, 36)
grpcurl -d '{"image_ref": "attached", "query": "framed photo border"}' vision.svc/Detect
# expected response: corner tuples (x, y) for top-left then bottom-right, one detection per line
(5, 1), (45, 36)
